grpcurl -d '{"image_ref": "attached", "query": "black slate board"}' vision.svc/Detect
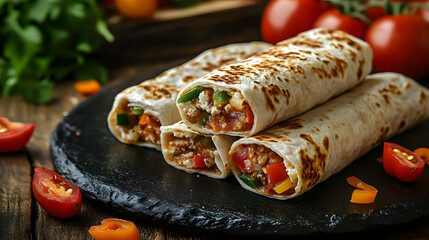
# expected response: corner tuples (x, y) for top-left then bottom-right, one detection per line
(51, 65), (429, 236)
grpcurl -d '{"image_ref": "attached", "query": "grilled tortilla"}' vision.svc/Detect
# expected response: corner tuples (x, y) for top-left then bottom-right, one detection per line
(107, 42), (272, 150)
(228, 72), (429, 200)
(160, 121), (237, 179)
(176, 28), (372, 137)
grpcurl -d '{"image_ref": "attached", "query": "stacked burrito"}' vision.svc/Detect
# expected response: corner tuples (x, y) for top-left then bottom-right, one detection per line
(107, 41), (272, 150)
(109, 28), (429, 199)
(161, 28), (373, 179)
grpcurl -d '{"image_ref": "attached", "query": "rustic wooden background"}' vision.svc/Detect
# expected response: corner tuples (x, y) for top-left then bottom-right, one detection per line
(1, 0), (429, 239)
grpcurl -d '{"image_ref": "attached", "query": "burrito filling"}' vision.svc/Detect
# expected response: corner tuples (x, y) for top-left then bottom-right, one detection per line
(178, 87), (254, 132)
(114, 102), (161, 145)
(231, 144), (296, 195)
(164, 131), (219, 173)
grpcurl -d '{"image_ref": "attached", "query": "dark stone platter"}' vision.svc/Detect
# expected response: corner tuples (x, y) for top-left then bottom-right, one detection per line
(51, 64), (429, 236)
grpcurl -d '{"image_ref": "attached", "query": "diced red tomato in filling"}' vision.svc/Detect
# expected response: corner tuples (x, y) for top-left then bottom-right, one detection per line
(191, 152), (207, 168)
(265, 162), (288, 190)
(231, 145), (250, 173)
(231, 144), (290, 193)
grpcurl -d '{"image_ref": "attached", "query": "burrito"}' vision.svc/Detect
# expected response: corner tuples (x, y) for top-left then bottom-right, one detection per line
(176, 28), (372, 137)
(160, 121), (237, 179)
(107, 42), (272, 149)
(228, 72), (429, 200)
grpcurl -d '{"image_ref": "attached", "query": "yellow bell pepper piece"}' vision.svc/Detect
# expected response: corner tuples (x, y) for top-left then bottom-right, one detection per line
(273, 178), (293, 194)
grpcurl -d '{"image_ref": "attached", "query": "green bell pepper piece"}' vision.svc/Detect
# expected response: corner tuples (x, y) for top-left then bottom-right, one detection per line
(131, 106), (144, 115)
(116, 113), (129, 126)
(213, 91), (230, 107)
(177, 86), (204, 103)
(238, 173), (262, 189)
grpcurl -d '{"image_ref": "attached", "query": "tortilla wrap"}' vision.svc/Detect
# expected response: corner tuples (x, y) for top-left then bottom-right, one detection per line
(228, 72), (429, 200)
(176, 28), (372, 137)
(107, 42), (272, 150)
(160, 121), (237, 179)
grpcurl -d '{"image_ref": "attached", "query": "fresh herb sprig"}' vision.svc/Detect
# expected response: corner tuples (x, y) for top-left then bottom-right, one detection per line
(0, 0), (114, 104)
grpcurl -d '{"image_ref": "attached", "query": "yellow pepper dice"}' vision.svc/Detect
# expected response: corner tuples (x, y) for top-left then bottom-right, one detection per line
(273, 178), (293, 194)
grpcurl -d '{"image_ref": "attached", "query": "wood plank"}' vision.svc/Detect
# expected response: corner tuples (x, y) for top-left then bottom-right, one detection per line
(0, 153), (33, 240)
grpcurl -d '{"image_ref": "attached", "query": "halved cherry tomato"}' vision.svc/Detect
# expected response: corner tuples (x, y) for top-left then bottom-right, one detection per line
(383, 142), (425, 182)
(0, 117), (35, 152)
(88, 218), (140, 240)
(231, 145), (250, 173)
(365, 14), (429, 80)
(191, 152), (206, 168)
(114, 0), (157, 20)
(414, 148), (429, 165)
(265, 162), (288, 190)
(32, 167), (82, 218)
(346, 176), (378, 204)
(261, 0), (332, 44)
(312, 9), (369, 39)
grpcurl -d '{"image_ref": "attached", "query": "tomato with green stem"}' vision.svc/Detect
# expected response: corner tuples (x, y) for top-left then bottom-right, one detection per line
(383, 142), (425, 182)
(32, 167), (82, 218)
(261, 0), (332, 44)
(365, 14), (429, 80)
(0, 117), (35, 152)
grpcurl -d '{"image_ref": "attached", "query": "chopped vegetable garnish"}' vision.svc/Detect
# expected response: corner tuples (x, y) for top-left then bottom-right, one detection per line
(131, 106), (144, 115)
(238, 173), (262, 189)
(89, 218), (140, 240)
(346, 176), (378, 204)
(414, 148), (429, 165)
(74, 79), (102, 96)
(116, 113), (129, 126)
(212, 91), (230, 107)
(273, 178), (293, 194)
(177, 86), (204, 103)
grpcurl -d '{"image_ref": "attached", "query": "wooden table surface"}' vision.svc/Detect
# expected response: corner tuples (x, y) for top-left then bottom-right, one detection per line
(2, 1), (429, 239)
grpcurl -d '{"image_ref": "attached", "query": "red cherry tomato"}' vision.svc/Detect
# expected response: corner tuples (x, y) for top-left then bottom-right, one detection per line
(114, 0), (158, 20)
(365, 14), (429, 80)
(265, 162), (288, 189)
(0, 117), (35, 152)
(32, 167), (82, 218)
(88, 218), (141, 240)
(313, 9), (369, 39)
(261, 0), (332, 44)
(383, 142), (425, 182)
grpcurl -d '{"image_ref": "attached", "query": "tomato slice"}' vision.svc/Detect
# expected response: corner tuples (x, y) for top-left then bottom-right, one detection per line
(383, 142), (425, 182)
(231, 145), (250, 173)
(265, 162), (288, 190)
(0, 117), (35, 152)
(88, 218), (140, 240)
(191, 152), (206, 168)
(32, 167), (82, 218)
